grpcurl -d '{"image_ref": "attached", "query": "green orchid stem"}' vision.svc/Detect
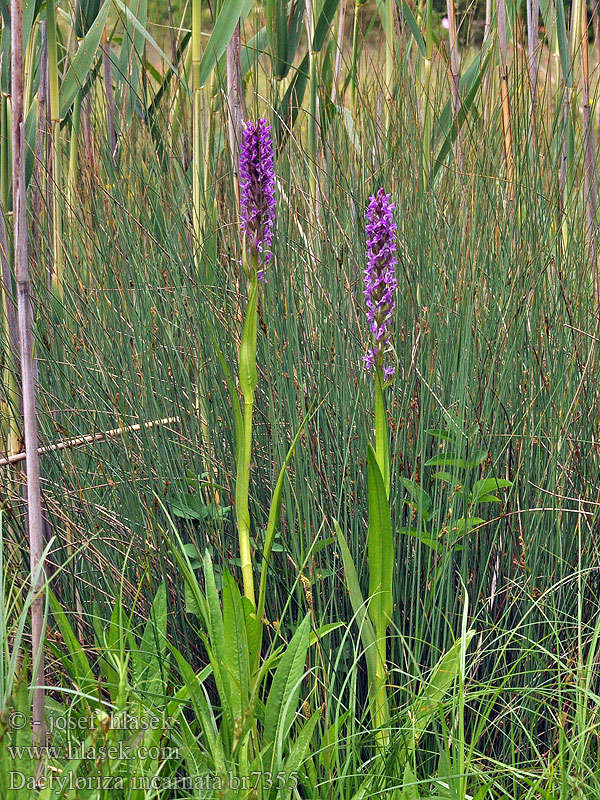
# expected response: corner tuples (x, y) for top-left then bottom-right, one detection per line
(375, 368), (390, 499)
(373, 367), (391, 749)
(237, 256), (259, 608)
(373, 639), (390, 749)
(238, 396), (255, 606)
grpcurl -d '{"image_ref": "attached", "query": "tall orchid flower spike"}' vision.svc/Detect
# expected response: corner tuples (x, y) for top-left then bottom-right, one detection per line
(239, 119), (275, 278)
(363, 188), (398, 381)
(360, 188), (398, 750)
(235, 119), (276, 608)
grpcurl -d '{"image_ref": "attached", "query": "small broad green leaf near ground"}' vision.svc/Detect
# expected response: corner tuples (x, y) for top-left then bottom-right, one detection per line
(470, 477), (512, 504)
(48, 592), (96, 698)
(399, 528), (441, 553)
(401, 477), (432, 522)
(400, 763), (421, 800)
(137, 583), (168, 702)
(432, 470), (456, 484)
(425, 455), (470, 469)
(427, 428), (460, 443)
(453, 517), (485, 536)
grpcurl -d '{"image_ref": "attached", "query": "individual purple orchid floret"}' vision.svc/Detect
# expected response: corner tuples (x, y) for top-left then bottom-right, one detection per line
(239, 119), (275, 270)
(362, 188), (398, 378)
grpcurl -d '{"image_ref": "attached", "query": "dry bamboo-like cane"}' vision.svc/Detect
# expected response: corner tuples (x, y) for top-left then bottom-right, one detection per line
(11, 0), (46, 750)
(0, 416), (180, 467)
(0, 201), (21, 458)
(0, 204), (20, 376)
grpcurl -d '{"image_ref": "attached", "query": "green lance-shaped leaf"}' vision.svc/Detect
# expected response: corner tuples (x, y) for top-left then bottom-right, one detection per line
(334, 521), (379, 687)
(398, 0), (426, 57)
(196, 0), (254, 89)
(335, 521), (389, 735)
(112, 0), (189, 90)
(264, 613), (311, 761)
(278, 711), (320, 790)
(137, 583), (168, 703)
(275, 0), (339, 145)
(431, 45), (493, 182)
(222, 571), (250, 719)
(48, 592), (96, 701)
(555, 0), (572, 86)
(266, 0), (304, 80)
(367, 444), (394, 631)
(406, 629), (476, 749)
(276, 52), (310, 145)
(74, 0), (102, 37)
(313, 0), (340, 52)
(169, 647), (221, 761)
(59, 0), (110, 120)
(239, 272), (258, 403)
(374, 372), (390, 498)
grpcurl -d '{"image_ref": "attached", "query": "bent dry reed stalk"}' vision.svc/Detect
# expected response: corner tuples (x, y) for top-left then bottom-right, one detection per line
(236, 119), (275, 608)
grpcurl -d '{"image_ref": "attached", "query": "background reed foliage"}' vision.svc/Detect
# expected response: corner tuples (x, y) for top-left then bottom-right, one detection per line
(2, 0), (600, 796)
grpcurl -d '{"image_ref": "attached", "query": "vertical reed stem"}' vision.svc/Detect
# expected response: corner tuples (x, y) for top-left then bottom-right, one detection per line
(0, 204), (20, 459)
(526, 0), (540, 150)
(102, 27), (117, 159)
(11, 0), (46, 750)
(422, 0), (433, 181)
(580, 0), (599, 307)
(46, 0), (63, 298)
(192, 0), (203, 272)
(384, 0), (394, 131)
(446, 0), (463, 172)
(498, 0), (514, 200)
(227, 20), (246, 207)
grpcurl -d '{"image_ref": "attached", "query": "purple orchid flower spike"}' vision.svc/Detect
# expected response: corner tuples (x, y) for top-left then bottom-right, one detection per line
(363, 188), (398, 379)
(239, 119), (275, 277)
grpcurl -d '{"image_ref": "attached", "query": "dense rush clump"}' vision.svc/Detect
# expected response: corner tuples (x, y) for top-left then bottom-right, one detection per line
(363, 188), (397, 378)
(239, 119), (275, 266)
